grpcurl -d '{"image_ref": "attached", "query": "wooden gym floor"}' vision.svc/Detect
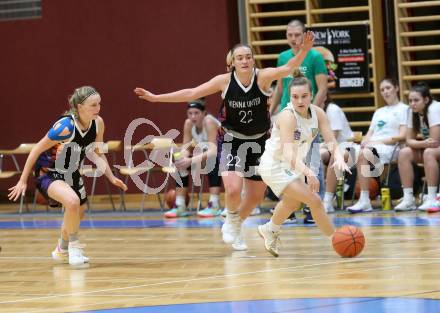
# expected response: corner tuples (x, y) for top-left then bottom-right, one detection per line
(0, 204), (440, 313)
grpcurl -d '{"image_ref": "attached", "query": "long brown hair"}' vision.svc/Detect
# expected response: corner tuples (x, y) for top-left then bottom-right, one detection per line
(410, 82), (433, 134)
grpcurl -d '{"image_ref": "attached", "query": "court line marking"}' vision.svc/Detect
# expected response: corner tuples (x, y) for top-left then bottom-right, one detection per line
(0, 258), (366, 305)
(20, 260), (440, 313)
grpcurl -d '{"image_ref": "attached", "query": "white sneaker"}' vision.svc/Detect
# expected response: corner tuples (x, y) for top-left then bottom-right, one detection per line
(51, 241), (68, 263)
(394, 198), (416, 211)
(232, 233), (248, 251)
(418, 198), (438, 211)
(250, 207), (261, 216)
(258, 224), (281, 257)
(68, 241), (89, 266)
(324, 202), (335, 213)
(347, 201), (372, 213)
(221, 212), (241, 244)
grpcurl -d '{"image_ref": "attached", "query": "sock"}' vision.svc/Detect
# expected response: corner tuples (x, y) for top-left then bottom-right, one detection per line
(60, 237), (69, 250)
(324, 192), (334, 204)
(69, 233), (78, 243)
(175, 195), (186, 207)
(403, 188), (413, 200)
(268, 220), (281, 233)
(209, 194), (220, 207)
(427, 186), (438, 199)
(359, 190), (370, 203)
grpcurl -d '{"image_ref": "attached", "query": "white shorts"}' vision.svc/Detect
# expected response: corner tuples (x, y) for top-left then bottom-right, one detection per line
(258, 153), (303, 197)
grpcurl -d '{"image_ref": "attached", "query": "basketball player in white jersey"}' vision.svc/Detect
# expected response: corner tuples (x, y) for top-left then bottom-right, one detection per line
(258, 71), (350, 257)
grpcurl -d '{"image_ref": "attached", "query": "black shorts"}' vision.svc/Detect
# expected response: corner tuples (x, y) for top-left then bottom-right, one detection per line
(36, 170), (88, 206)
(217, 132), (267, 181)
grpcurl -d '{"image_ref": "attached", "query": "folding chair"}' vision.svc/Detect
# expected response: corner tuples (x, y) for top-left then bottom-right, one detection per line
(119, 139), (175, 212)
(80, 140), (123, 212)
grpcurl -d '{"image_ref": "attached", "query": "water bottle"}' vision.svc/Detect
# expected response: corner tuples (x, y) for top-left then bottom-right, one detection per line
(336, 177), (344, 209)
(381, 187), (391, 210)
(173, 151), (189, 177)
(335, 169), (344, 210)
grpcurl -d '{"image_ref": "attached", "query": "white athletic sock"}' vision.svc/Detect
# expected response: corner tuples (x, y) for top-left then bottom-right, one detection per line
(209, 194), (219, 207)
(359, 190), (370, 203)
(268, 220), (281, 233)
(175, 195), (186, 207)
(324, 192), (334, 204)
(403, 188), (413, 200)
(427, 186), (438, 199)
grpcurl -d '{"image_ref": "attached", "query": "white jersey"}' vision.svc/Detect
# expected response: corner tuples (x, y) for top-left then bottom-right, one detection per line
(326, 102), (353, 143)
(407, 100), (440, 139)
(258, 103), (319, 196)
(369, 101), (409, 142)
(264, 103), (319, 165)
(191, 114), (220, 149)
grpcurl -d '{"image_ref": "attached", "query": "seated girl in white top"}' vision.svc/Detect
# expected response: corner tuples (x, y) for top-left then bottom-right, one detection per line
(164, 99), (223, 218)
(395, 82), (440, 211)
(320, 92), (354, 213)
(347, 77), (409, 213)
(257, 71), (349, 257)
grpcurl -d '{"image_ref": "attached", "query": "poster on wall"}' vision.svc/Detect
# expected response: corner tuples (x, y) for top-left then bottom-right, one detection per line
(309, 24), (370, 93)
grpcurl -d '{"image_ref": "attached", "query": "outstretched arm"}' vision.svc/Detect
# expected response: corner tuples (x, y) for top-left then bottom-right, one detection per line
(134, 74), (228, 103)
(93, 117), (127, 191)
(8, 136), (57, 201)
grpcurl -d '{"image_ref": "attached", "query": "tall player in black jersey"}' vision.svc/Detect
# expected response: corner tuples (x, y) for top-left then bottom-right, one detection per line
(9, 86), (127, 266)
(135, 32), (314, 251)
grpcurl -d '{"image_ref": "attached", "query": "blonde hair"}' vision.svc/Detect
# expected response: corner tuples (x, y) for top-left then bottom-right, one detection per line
(65, 86), (99, 118)
(227, 43), (253, 71)
(226, 50), (233, 72)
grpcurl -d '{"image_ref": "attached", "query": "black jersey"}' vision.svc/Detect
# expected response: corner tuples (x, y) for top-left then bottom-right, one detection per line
(36, 116), (97, 177)
(219, 68), (271, 136)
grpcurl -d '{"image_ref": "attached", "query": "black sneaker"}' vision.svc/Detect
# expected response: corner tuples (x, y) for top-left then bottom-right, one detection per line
(284, 212), (297, 223)
(303, 207), (315, 224)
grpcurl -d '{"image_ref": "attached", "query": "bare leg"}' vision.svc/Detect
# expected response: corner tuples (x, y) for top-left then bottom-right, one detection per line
(276, 180), (335, 236)
(239, 179), (267, 220)
(424, 147), (440, 187)
(358, 149), (372, 191)
(61, 204), (86, 241)
(398, 147), (420, 188)
(48, 181), (81, 238)
(221, 171), (243, 213)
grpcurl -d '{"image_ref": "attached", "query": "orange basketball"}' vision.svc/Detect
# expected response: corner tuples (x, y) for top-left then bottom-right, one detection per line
(164, 189), (190, 209)
(354, 177), (379, 200)
(332, 225), (365, 258)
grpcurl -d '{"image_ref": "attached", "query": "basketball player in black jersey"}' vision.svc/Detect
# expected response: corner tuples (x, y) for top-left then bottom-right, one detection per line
(134, 31), (314, 251)
(9, 86), (127, 266)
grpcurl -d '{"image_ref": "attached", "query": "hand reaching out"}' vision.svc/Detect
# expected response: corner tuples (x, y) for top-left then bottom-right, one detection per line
(301, 31), (315, 52)
(110, 177), (128, 192)
(134, 88), (157, 102)
(8, 181), (27, 202)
